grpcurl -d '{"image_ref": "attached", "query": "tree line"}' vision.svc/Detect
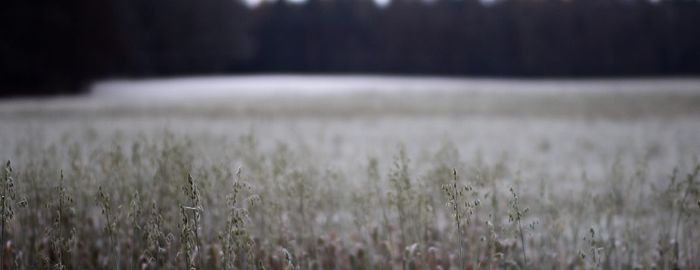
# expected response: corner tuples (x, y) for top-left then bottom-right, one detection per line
(2, 0), (700, 96)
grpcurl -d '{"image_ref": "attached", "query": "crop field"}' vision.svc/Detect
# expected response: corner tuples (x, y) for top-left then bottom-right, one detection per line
(1, 76), (700, 269)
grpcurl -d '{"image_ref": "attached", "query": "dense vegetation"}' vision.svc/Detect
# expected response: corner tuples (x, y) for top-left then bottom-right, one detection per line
(1, 132), (699, 269)
(3, 0), (700, 96)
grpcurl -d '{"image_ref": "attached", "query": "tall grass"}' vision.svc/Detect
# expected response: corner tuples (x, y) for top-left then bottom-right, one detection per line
(0, 132), (698, 270)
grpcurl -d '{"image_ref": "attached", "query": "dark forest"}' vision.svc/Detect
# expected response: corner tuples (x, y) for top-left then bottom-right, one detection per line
(2, 0), (700, 97)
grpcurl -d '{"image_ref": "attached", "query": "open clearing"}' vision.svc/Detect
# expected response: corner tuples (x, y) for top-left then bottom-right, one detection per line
(1, 76), (699, 269)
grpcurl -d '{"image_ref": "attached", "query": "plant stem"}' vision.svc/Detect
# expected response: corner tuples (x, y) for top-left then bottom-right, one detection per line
(518, 218), (527, 269)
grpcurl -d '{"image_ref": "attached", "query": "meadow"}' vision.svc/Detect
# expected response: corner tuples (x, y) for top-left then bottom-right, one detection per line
(0, 77), (699, 269)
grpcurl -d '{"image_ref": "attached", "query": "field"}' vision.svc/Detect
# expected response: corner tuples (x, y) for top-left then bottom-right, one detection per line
(1, 76), (700, 269)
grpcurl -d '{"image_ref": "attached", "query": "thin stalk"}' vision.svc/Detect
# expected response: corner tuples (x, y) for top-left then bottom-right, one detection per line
(518, 215), (527, 268)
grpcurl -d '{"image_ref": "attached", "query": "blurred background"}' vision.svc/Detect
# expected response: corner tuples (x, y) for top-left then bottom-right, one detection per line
(3, 2), (700, 269)
(1, 0), (700, 97)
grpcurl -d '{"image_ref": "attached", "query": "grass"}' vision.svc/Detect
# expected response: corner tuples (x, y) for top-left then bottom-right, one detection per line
(0, 131), (697, 269)
(507, 186), (528, 269)
(1, 161), (15, 270)
(1, 81), (699, 269)
(442, 168), (465, 269)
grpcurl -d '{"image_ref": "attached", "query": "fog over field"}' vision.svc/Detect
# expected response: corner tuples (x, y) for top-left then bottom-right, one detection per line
(4, 77), (700, 172)
(1, 77), (700, 269)
(3, 76), (700, 203)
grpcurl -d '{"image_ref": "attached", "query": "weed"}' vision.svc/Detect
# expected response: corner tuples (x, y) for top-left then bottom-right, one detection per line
(96, 186), (115, 269)
(219, 168), (258, 269)
(1, 161), (16, 270)
(509, 186), (528, 269)
(180, 174), (203, 269)
(442, 169), (465, 269)
(0, 128), (697, 269)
